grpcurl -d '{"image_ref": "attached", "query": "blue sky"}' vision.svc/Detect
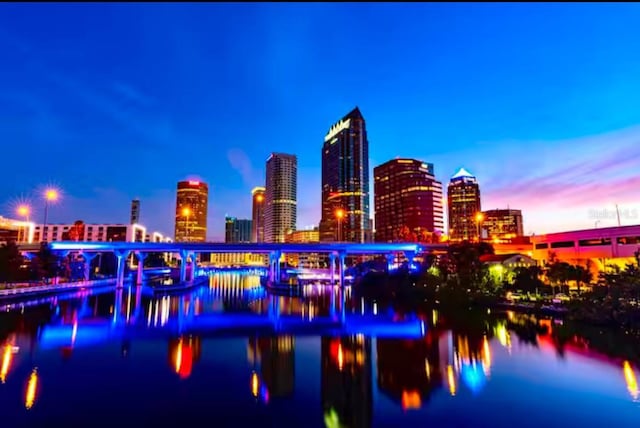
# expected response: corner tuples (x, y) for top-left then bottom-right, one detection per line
(1, 3), (639, 239)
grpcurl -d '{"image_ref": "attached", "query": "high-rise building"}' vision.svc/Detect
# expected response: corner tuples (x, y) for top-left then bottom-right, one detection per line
(373, 159), (444, 242)
(225, 216), (252, 243)
(174, 180), (208, 242)
(481, 209), (524, 241)
(319, 107), (371, 243)
(130, 199), (140, 224)
(251, 187), (266, 243)
(447, 168), (481, 242)
(264, 153), (297, 243)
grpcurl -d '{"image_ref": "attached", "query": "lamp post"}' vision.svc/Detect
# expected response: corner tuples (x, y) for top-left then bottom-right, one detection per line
(335, 208), (345, 242)
(16, 205), (31, 243)
(42, 189), (59, 242)
(475, 212), (484, 242)
(182, 207), (191, 242)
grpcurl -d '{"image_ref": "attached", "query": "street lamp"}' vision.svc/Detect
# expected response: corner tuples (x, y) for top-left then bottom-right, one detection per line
(335, 208), (345, 242)
(42, 188), (59, 242)
(475, 212), (484, 242)
(182, 207), (191, 241)
(16, 204), (31, 242)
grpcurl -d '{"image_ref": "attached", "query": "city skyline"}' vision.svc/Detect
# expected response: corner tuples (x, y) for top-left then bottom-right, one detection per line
(1, 3), (640, 240)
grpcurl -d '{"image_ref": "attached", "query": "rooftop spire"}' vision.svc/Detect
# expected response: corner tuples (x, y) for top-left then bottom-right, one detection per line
(451, 167), (475, 179)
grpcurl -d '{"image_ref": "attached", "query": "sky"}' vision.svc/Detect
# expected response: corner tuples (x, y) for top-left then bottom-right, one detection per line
(1, 2), (639, 240)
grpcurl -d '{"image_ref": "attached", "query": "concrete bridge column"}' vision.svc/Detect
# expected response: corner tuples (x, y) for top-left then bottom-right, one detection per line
(188, 252), (197, 282)
(135, 251), (147, 285)
(179, 250), (188, 283)
(338, 251), (347, 288)
(82, 252), (98, 281)
(404, 251), (415, 271)
(386, 253), (395, 272)
(329, 253), (336, 285)
(115, 250), (131, 288)
(269, 251), (281, 283)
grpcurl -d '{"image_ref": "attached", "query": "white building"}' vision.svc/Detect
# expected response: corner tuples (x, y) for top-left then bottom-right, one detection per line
(32, 222), (171, 243)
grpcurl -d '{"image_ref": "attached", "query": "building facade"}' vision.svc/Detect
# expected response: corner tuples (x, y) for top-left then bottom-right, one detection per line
(447, 168), (481, 242)
(264, 153), (297, 243)
(319, 107), (371, 243)
(373, 159), (444, 242)
(251, 187), (266, 243)
(482, 209), (524, 241)
(32, 222), (167, 243)
(174, 180), (208, 242)
(130, 199), (140, 224)
(0, 216), (34, 244)
(225, 216), (253, 243)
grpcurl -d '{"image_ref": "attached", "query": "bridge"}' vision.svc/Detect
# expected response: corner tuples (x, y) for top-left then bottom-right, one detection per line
(19, 241), (446, 288)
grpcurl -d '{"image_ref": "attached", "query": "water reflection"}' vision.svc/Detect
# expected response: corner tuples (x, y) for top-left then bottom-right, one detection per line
(0, 272), (639, 426)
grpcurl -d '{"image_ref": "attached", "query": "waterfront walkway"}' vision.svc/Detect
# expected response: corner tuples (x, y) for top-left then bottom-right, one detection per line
(0, 278), (118, 300)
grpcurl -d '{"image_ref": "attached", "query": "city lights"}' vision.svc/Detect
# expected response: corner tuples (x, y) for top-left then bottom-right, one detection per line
(25, 368), (39, 410)
(17, 204), (30, 219)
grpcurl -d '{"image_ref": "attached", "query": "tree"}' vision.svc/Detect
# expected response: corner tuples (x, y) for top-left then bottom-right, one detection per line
(0, 241), (25, 283)
(512, 266), (545, 294)
(31, 243), (61, 280)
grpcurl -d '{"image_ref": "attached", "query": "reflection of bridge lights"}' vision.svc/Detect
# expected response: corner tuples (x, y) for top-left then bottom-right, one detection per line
(71, 322), (78, 345)
(495, 324), (511, 349)
(25, 368), (39, 410)
(324, 408), (344, 428)
(447, 365), (456, 396)
(482, 336), (492, 377)
(623, 361), (639, 401)
(251, 371), (259, 397)
(337, 343), (344, 371)
(0, 344), (13, 383)
(401, 390), (422, 410)
(461, 362), (486, 394)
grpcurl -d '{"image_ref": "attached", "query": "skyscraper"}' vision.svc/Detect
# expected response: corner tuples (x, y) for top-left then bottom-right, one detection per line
(130, 199), (140, 224)
(251, 186), (266, 243)
(373, 159), (444, 242)
(481, 209), (524, 241)
(174, 180), (208, 242)
(225, 216), (252, 243)
(447, 168), (481, 242)
(264, 153), (297, 243)
(319, 107), (371, 243)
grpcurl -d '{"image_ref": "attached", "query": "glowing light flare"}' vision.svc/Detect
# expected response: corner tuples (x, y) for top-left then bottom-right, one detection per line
(1, 345), (12, 383)
(44, 188), (60, 202)
(251, 371), (259, 397)
(182, 207), (192, 217)
(256, 194), (264, 203)
(447, 365), (456, 396)
(475, 212), (484, 223)
(623, 361), (639, 400)
(25, 368), (39, 410)
(17, 204), (30, 218)
(335, 208), (345, 219)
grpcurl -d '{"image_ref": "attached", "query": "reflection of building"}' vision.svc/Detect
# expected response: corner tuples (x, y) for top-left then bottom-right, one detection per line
(319, 107), (371, 243)
(168, 336), (202, 379)
(225, 216), (252, 243)
(447, 168), (481, 242)
(376, 338), (443, 410)
(321, 336), (372, 428)
(251, 187), (266, 243)
(130, 199), (140, 224)
(33, 223), (159, 243)
(174, 180), (209, 242)
(482, 209), (524, 241)
(374, 159), (444, 242)
(248, 336), (295, 398)
(264, 153), (297, 243)
(208, 253), (266, 267)
(0, 215), (34, 243)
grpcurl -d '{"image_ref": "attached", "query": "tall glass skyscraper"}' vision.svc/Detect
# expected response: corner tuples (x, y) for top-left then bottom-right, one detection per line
(447, 168), (481, 242)
(174, 180), (208, 242)
(264, 153), (297, 243)
(319, 107), (371, 243)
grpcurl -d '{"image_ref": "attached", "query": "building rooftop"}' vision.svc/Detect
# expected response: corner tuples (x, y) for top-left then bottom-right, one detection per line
(451, 167), (475, 180)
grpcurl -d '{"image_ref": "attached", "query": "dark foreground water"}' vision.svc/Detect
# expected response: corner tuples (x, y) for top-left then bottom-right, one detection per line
(0, 273), (639, 428)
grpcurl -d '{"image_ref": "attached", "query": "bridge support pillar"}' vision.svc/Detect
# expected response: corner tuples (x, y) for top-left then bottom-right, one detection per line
(82, 252), (98, 281)
(404, 251), (415, 271)
(329, 253), (336, 285)
(269, 251), (281, 283)
(115, 250), (131, 288)
(179, 251), (188, 283)
(135, 251), (146, 285)
(386, 253), (395, 272)
(188, 252), (197, 282)
(338, 251), (346, 288)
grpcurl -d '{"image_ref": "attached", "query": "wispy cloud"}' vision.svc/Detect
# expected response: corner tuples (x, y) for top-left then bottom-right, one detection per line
(227, 148), (263, 187)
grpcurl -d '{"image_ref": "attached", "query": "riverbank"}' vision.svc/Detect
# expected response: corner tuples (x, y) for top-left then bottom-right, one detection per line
(0, 278), (119, 301)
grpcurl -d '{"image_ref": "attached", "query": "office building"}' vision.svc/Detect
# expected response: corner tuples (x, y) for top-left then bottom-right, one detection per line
(373, 159), (444, 242)
(0, 216), (34, 244)
(251, 187), (266, 243)
(319, 107), (371, 243)
(447, 168), (481, 242)
(225, 216), (252, 243)
(32, 222), (169, 243)
(130, 199), (140, 224)
(174, 180), (208, 242)
(264, 153), (297, 243)
(482, 209), (524, 241)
